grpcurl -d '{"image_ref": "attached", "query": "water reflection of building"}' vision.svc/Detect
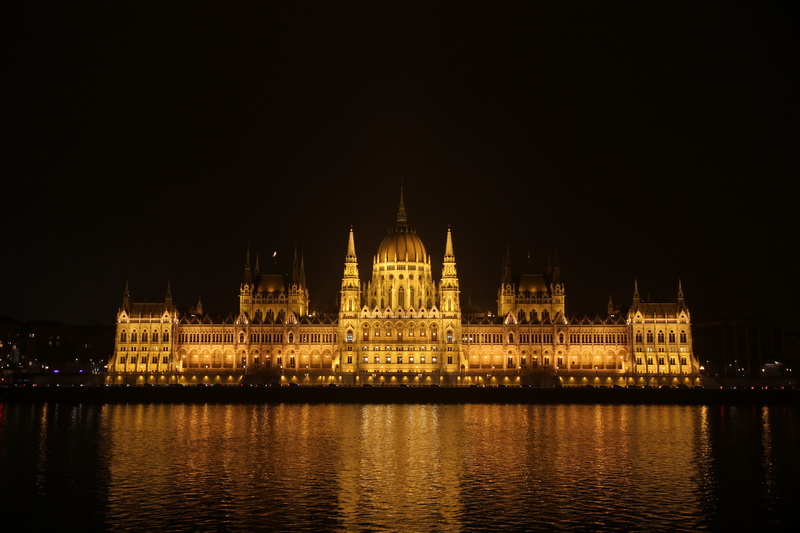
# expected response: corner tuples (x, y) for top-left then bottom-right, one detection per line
(107, 190), (701, 387)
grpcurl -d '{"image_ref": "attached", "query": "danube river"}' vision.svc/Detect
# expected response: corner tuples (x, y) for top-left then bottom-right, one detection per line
(1, 401), (798, 531)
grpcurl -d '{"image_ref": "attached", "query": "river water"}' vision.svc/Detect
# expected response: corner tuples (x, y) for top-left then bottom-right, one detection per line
(0, 402), (797, 531)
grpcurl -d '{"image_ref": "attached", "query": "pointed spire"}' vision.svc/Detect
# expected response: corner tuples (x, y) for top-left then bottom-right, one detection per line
(346, 225), (357, 260)
(445, 225), (454, 258)
(254, 253), (260, 276)
(502, 246), (513, 285)
(633, 279), (640, 304)
(292, 244), (300, 284)
(243, 246), (253, 284)
(551, 248), (561, 284)
(396, 182), (407, 224)
(122, 280), (130, 309)
(165, 281), (173, 311)
(196, 295), (203, 315)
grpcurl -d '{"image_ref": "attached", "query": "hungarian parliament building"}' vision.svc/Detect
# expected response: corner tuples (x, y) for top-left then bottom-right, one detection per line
(107, 192), (700, 387)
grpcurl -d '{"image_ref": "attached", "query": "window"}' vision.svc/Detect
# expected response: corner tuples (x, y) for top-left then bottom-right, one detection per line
(153, 331), (159, 343)
(646, 331), (654, 343)
(374, 356), (380, 364)
(362, 355), (369, 364)
(385, 356), (392, 364)
(420, 356), (426, 364)
(130, 356), (137, 364)
(397, 355), (403, 364)
(635, 331), (643, 343)
(669, 331), (676, 343)
(119, 356), (126, 364)
(163, 331), (169, 342)
(657, 331), (665, 343)
(446, 331), (453, 343)
(680, 331), (687, 343)
(162, 356), (169, 364)
(142, 331), (148, 343)
(636, 357), (642, 365)
(409, 356), (415, 364)
(151, 356), (158, 364)
(131, 332), (138, 343)
(347, 330), (353, 342)
(120, 331), (127, 342)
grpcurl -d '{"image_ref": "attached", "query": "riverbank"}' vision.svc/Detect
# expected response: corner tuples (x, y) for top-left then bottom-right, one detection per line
(1, 385), (798, 405)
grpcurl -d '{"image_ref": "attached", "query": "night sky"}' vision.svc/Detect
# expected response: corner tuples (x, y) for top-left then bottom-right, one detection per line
(3, 2), (798, 329)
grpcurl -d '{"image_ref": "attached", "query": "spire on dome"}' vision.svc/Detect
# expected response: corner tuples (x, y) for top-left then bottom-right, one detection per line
(396, 182), (407, 224)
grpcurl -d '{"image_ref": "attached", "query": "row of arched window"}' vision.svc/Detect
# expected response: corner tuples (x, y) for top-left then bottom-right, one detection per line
(360, 323), (439, 339)
(516, 309), (551, 322)
(116, 355), (170, 365)
(361, 355), (438, 364)
(119, 330), (170, 343)
(634, 330), (688, 344)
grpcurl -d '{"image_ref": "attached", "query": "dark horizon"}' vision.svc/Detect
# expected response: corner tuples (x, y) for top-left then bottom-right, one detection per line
(3, 3), (798, 330)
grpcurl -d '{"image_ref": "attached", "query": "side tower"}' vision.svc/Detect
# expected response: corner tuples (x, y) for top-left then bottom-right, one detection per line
(497, 251), (565, 322)
(239, 248), (309, 322)
(439, 226), (465, 376)
(338, 226), (361, 374)
(107, 282), (179, 385)
(628, 280), (700, 385)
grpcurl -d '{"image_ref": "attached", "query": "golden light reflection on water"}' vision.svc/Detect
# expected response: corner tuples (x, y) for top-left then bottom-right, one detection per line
(1, 403), (789, 531)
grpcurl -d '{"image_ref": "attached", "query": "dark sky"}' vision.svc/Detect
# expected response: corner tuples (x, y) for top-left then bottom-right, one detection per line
(3, 2), (798, 329)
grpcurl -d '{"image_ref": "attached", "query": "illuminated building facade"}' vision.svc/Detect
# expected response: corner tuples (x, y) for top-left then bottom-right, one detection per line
(107, 191), (701, 387)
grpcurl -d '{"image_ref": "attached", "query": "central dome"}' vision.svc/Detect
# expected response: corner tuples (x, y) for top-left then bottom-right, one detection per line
(376, 226), (427, 263)
(375, 186), (427, 264)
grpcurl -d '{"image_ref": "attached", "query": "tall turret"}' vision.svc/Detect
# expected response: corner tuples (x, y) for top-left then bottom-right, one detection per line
(498, 247), (515, 315)
(439, 226), (460, 316)
(340, 226), (361, 317)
